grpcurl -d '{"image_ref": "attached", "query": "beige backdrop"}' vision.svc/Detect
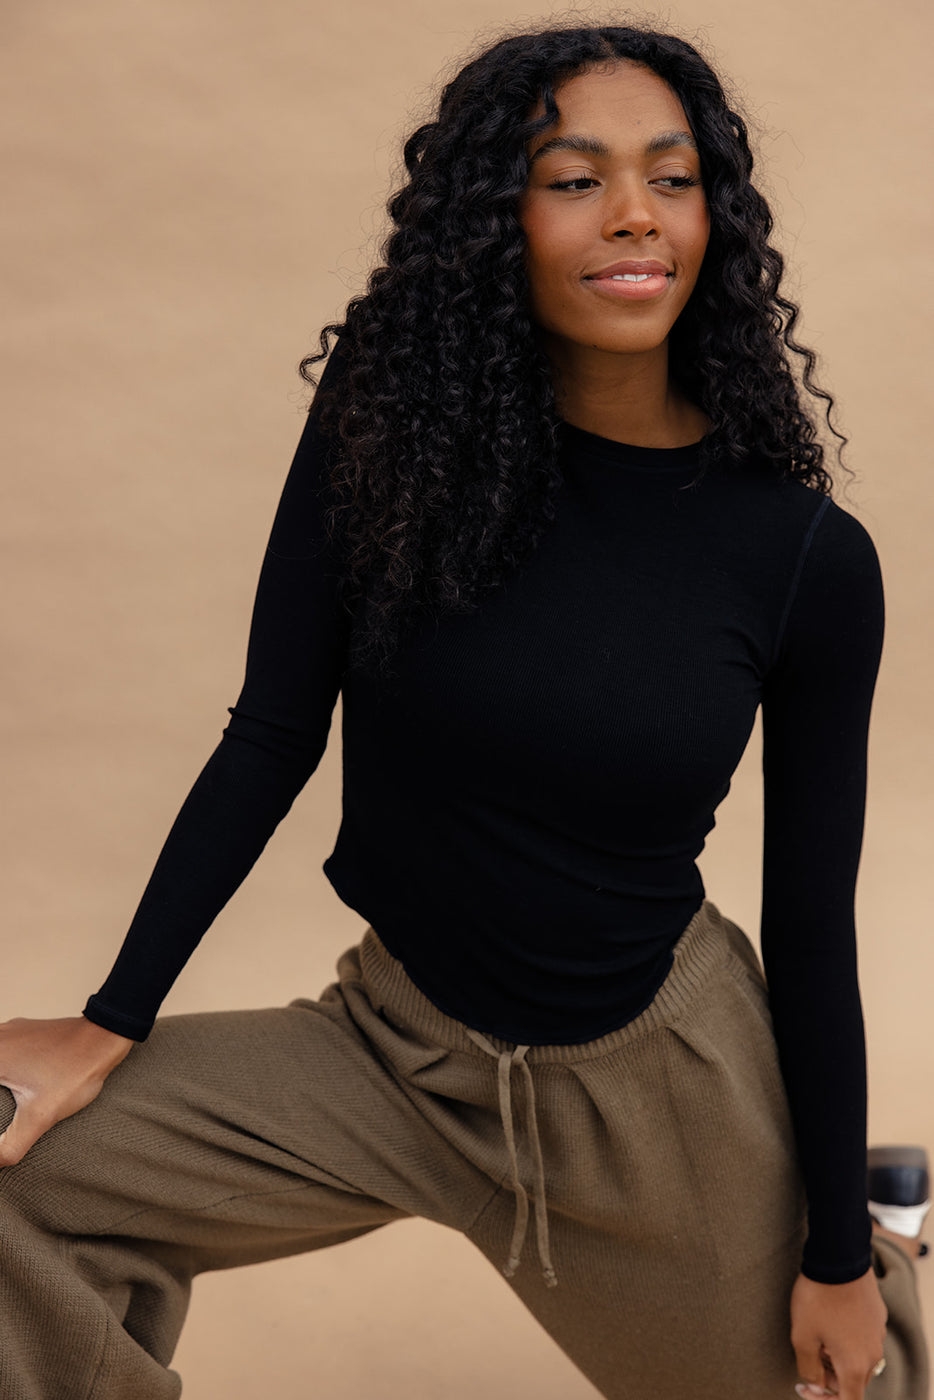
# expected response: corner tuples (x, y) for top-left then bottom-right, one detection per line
(2, 0), (932, 1394)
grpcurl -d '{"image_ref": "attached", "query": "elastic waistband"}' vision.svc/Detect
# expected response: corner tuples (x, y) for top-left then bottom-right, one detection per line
(358, 898), (739, 1064)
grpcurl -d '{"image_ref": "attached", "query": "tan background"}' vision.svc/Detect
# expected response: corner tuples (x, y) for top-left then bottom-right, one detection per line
(2, 0), (931, 1394)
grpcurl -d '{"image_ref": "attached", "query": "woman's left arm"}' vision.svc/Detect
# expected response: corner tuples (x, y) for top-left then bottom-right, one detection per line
(760, 495), (888, 1395)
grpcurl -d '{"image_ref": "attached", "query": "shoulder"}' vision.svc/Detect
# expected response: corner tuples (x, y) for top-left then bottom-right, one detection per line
(767, 485), (884, 674)
(697, 465), (882, 606)
(717, 463), (881, 575)
(787, 489), (882, 598)
(762, 478), (883, 612)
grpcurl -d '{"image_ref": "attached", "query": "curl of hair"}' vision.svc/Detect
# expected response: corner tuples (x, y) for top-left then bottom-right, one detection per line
(299, 23), (847, 677)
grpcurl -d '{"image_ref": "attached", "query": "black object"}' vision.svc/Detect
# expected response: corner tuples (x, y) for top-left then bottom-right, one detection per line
(867, 1145), (930, 1207)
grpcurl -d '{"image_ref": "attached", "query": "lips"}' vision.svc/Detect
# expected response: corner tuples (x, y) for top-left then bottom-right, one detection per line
(582, 258), (674, 304)
(585, 259), (672, 281)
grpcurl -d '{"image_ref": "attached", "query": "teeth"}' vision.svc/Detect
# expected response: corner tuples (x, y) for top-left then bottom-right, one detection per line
(611, 273), (653, 282)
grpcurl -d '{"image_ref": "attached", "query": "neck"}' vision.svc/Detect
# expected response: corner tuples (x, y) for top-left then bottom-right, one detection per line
(541, 338), (709, 449)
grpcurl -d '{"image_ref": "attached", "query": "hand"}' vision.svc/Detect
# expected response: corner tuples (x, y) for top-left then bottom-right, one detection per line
(0, 1016), (134, 1166)
(791, 1267), (888, 1399)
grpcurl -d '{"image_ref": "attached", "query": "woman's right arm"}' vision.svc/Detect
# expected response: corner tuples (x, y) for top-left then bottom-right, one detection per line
(0, 346), (352, 1165)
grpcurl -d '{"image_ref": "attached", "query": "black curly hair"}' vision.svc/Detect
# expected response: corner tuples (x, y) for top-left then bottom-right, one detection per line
(299, 22), (846, 677)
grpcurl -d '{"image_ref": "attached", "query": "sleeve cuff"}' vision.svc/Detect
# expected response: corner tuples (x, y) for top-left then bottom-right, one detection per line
(82, 996), (154, 1042)
(800, 1250), (874, 1285)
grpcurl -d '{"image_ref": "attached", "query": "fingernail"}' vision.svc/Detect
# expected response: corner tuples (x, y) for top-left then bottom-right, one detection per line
(795, 1387), (833, 1398)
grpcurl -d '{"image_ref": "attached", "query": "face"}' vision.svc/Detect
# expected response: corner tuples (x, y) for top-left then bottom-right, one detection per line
(518, 62), (709, 368)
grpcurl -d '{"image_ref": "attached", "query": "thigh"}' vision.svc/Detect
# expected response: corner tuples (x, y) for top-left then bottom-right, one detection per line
(465, 1075), (806, 1400)
(463, 908), (809, 1400)
(468, 1192), (803, 1400)
(0, 989), (494, 1271)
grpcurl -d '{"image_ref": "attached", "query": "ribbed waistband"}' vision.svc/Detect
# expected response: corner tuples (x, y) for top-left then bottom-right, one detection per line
(358, 897), (740, 1063)
(355, 897), (753, 1291)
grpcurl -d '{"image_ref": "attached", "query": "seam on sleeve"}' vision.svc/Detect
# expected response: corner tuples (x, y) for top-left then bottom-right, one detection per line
(769, 494), (832, 671)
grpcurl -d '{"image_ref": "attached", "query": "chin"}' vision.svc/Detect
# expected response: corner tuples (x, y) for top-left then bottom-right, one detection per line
(583, 329), (673, 357)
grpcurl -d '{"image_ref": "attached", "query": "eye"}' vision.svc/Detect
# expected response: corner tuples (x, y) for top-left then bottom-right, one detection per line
(652, 175), (701, 190)
(547, 175), (600, 192)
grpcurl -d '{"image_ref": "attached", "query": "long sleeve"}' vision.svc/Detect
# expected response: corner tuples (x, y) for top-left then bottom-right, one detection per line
(83, 359), (351, 1039)
(760, 497), (885, 1284)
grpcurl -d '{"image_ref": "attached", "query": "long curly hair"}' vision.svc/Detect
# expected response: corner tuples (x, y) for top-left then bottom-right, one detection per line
(299, 22), (846, 677)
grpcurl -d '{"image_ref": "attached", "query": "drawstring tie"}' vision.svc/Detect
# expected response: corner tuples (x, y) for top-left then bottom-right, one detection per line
(465, 1029), (558, 1288)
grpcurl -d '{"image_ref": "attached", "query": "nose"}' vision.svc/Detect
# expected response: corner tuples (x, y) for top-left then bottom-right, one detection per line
(601, 179), (658, 241)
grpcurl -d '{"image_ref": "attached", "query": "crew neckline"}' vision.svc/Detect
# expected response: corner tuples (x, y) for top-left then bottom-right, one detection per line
(559, 420), (707, 471)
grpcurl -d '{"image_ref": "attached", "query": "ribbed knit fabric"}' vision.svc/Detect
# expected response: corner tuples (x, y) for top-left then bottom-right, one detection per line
(2, 902), (927, 1399)
(82, 344), (884, 1285)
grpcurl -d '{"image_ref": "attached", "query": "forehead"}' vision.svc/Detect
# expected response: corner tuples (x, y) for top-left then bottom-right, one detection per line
(527, 61), (691, 153)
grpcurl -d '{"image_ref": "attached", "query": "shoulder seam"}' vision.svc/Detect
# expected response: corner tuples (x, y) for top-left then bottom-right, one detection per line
(770, 494), (832, 670)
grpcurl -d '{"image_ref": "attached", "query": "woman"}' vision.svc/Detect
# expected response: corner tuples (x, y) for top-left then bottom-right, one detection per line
(0, 22), (928, 1400)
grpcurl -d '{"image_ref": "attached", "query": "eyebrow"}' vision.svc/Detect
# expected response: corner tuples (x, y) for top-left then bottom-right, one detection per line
(528, 129), (697, 165)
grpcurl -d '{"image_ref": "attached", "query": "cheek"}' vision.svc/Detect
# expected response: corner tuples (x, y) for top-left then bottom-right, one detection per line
(682, 206), (711, 270)
(520, 204), (581, 289)
(522, 247), (565, 320)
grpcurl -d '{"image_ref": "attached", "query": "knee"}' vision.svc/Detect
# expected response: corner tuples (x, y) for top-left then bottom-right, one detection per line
(0, 1087), (103, 1236)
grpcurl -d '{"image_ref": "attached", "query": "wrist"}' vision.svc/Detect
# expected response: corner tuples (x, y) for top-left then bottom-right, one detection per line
(76, 1014), (134, 1067)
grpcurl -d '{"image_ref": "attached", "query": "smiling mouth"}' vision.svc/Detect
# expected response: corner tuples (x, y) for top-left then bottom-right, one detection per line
(586, 270), (674, 283)
(585, 259), (673, 282)
(584, 268), (673, 301)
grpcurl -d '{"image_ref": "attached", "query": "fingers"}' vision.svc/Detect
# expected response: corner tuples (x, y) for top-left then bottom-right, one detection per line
(822, 1337), (889, 1399)
(794, 1356), (837, 1397)
(0, 1096), (51, 1168)
(793, 1339), (836, 1396)
(0, 1083), (14, 1134)
(795, 1349), (887, 1400)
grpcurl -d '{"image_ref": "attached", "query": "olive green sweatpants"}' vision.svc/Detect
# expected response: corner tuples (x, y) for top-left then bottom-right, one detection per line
(0, 900), (927, 1399)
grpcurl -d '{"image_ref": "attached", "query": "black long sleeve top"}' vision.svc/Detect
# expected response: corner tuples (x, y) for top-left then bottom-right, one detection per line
(84, 355), (884, 1286)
